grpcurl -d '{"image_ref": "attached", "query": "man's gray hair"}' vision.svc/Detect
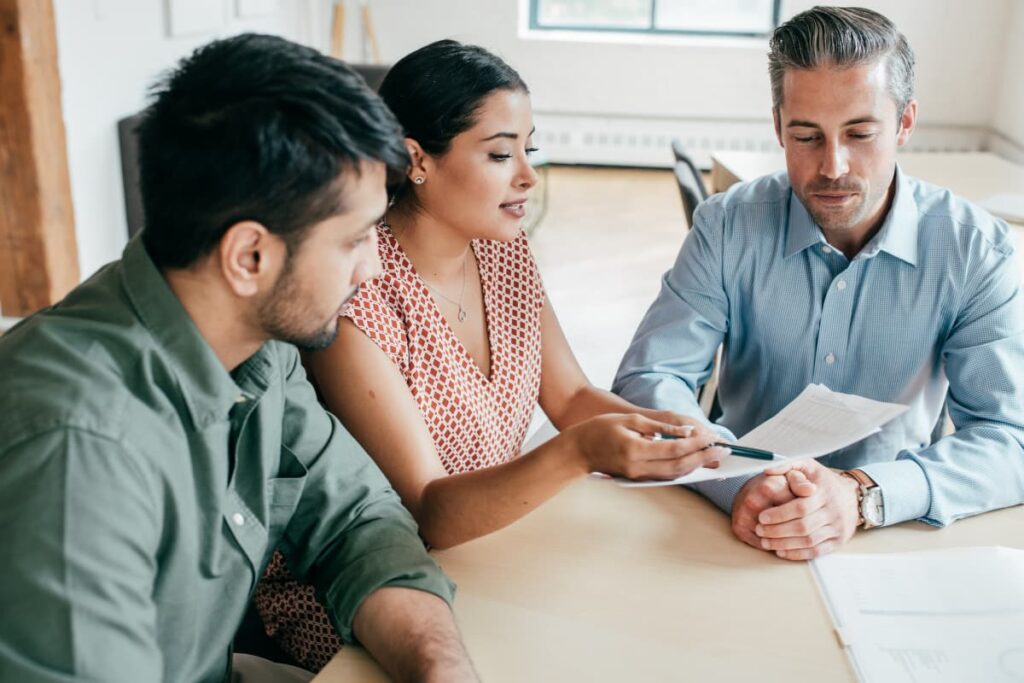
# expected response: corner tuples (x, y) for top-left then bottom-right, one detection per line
(768, 6), (915, 115)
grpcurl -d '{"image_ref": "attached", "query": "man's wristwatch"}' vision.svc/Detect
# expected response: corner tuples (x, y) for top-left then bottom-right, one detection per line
(842, 469), (884, 529)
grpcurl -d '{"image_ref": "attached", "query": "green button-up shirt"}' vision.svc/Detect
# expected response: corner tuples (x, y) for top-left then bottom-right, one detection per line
(0, 237), (454, 682)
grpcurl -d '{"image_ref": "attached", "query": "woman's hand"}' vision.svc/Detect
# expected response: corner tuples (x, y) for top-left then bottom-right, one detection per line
(640, 408), (717, 441)
(564, 413), (728, 481)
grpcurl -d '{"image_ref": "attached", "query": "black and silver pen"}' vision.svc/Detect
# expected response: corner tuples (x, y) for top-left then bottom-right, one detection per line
(654, 434), (776, 461)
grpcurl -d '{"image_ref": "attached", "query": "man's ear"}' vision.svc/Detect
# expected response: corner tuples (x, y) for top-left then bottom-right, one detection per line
(217, 221), (286, 298)
(773, 108), (784, 148)
(896, 99), (917, 147)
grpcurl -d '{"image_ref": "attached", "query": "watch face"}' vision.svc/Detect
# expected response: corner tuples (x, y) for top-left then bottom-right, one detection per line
(863, 488), (884, 527)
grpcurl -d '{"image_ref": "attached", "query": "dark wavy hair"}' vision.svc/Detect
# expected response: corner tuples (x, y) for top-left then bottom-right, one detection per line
(138, 33), (409, 269)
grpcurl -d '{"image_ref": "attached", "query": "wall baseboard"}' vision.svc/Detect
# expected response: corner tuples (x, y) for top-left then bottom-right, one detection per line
(986, 129), (1024, 165)
(533, 112), (992, 168)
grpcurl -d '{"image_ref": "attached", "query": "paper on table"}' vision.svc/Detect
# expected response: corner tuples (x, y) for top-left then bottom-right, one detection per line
(615, 384), (906, 488)
(812, 547), (1024, 683)
(734, 383), (907, 458)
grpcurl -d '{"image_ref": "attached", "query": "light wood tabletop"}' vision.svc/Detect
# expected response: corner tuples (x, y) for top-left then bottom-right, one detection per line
(313, 476), (1024, 682)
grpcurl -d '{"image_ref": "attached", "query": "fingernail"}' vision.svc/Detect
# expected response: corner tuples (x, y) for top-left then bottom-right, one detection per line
(755, 524), (764, 536)
(680, 425), (694, 434)
(720, 447), (732, 454)
(761, 538), (770, 549)
(777, 550), (788, 559)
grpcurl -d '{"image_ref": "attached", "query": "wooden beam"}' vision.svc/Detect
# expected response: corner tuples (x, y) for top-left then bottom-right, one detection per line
(0, 0), (78, 316)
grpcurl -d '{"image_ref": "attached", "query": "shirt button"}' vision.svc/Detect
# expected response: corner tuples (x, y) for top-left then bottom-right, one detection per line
(231, 513), (245, 527)
(836, 279), (847, 291)
(825, 353), (836, 365)
(822, 245), (833, 254)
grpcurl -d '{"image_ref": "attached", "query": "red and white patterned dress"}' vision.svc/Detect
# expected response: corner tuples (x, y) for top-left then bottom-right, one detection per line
(253, 224), (546, 671)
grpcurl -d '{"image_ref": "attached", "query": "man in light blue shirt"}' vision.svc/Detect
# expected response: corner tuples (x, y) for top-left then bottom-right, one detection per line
(614, 6), (1024, 560)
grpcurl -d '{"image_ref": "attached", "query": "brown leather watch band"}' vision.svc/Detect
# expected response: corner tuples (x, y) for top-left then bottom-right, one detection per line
(842, 469), (880, 528)
(844, 468), (876, 489)
(841, 472), (865, 526)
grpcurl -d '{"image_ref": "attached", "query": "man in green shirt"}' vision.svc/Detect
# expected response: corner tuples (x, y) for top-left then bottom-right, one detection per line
(0, 34), (476, 682)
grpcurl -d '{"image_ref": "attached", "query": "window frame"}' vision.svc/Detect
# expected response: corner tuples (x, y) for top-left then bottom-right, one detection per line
(528, 0), (782, 39)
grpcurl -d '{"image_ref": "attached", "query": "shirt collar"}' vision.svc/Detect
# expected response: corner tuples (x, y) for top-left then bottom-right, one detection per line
(784, 164), (919, 266)
(120, 235), (269, 429)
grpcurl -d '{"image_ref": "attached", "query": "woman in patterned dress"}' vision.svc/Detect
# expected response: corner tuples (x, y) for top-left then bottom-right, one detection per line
(254, 40), (728, 671)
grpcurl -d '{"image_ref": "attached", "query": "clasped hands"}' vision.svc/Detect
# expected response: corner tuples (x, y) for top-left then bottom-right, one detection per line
(731, 460), (862, 561)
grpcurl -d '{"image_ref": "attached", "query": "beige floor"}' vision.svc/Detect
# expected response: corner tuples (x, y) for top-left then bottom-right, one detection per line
(528, 165), (691, 390)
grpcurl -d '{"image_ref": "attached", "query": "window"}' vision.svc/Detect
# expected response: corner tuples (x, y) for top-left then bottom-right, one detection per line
(530, 0), (780, 38)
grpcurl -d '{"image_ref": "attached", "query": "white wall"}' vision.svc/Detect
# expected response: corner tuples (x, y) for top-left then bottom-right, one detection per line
(360, 0), (1010, 128)
(54, 0), (312, 280)
(55, 0), (1019, 279)
(991, 0), (1024, 163)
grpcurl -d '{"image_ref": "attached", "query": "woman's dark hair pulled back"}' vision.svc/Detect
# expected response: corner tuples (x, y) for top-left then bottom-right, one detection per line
(378, 39), (528, 203)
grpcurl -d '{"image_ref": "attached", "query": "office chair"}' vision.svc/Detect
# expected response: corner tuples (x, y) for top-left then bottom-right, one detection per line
(670, 138), (708, 200)
(117, 113), (145, 239)
(350, 63), (389, 91)
(674, 161), (704, 229)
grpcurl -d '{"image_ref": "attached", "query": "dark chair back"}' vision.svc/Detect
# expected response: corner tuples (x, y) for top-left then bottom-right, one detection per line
(674, 161), (703, 229)
(350, 63), (389, 91)
(670, 138), (708, 200)
(118, 113), (146, 238)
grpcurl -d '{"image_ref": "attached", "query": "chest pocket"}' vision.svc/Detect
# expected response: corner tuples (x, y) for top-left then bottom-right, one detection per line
(265, 444), (308, 549)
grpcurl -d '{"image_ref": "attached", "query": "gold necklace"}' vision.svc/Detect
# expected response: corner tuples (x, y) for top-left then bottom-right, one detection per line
(383, 218), (470, 323)
(420, 252), (468, 322)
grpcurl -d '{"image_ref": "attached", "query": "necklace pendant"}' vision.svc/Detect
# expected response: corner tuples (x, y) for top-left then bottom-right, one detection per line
(457, 307), (467, 322)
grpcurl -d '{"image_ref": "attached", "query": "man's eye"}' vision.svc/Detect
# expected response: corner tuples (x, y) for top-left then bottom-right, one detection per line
(794, 136), (818, 143)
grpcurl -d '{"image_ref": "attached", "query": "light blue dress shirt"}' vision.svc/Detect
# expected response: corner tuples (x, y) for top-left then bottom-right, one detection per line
(613, 167), (1024, 527)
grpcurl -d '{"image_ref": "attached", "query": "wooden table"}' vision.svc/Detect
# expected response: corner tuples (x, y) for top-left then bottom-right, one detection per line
(313, 477), (1024, 682)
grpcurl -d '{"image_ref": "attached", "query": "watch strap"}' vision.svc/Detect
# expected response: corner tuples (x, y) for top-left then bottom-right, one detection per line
(843, 469), (881, 529)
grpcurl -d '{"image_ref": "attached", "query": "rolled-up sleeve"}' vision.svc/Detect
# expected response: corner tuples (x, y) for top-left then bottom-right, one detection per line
(0, 429), (163, 682)
(275, 348), (454, 644)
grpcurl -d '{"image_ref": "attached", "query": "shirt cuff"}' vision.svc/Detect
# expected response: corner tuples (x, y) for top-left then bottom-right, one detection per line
(687, 472), (755, 514)
(711, 424), (738, 442)
(321, 541), (457, 644)
(857, 455), (931, 526)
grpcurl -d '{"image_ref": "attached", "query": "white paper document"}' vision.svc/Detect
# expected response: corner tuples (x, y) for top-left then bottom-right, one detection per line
(616, 384), (907, 487)
(812, 547), (1024, 683)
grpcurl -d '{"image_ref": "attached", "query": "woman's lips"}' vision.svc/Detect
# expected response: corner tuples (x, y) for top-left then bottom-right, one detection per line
(500, 200), (527, 218)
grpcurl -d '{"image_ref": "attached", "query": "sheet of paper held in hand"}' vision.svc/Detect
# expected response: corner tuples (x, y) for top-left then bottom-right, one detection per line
(811, 547), (1024, 683)
(615, 384), (907, 487)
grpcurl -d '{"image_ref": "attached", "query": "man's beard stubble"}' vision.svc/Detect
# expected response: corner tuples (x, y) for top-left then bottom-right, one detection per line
(256, 261), (357, 352)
